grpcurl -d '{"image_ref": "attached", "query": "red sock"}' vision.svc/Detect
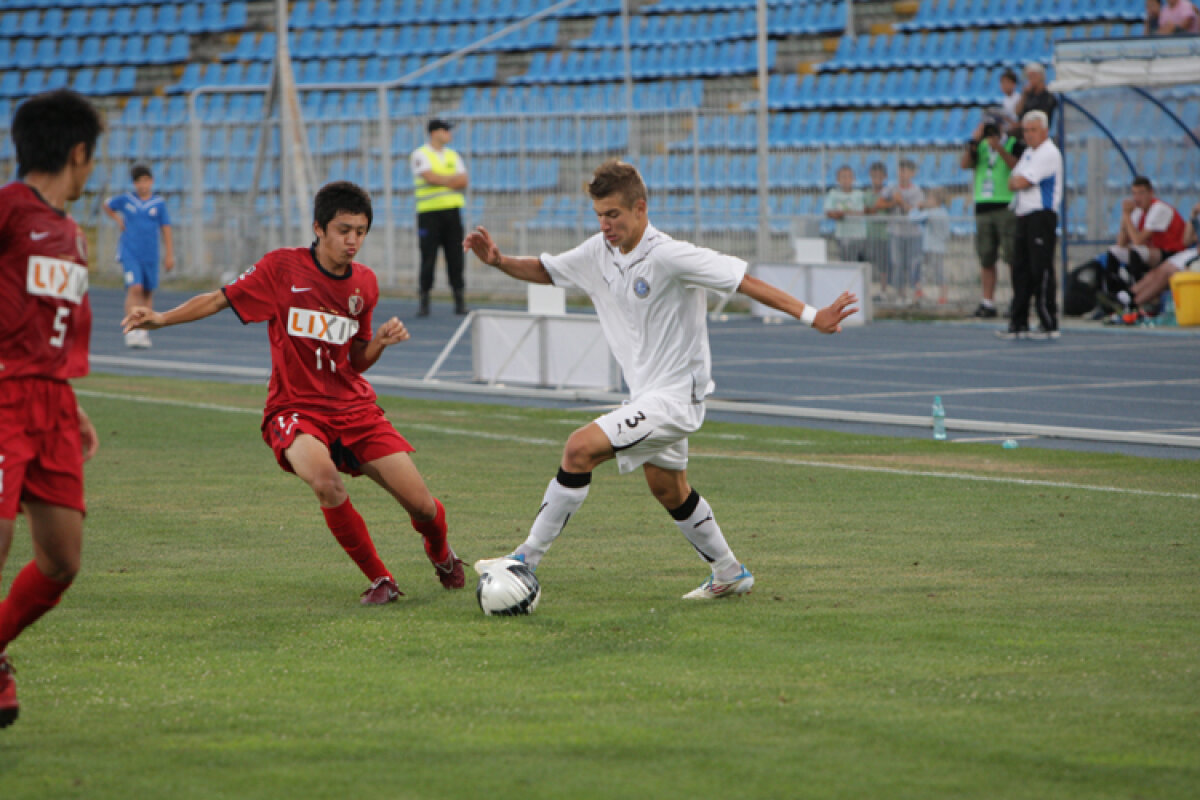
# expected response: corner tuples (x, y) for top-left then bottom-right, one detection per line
(411, 498), (450, 563)
(321, 498), (390, 583)
(0, 561), (72, 651)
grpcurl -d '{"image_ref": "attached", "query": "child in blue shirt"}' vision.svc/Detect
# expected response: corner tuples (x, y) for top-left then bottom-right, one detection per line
(104, 164), (174, 348)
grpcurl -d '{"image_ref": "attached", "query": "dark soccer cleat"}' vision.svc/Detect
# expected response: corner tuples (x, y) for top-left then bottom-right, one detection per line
(431, 550), (466, 590)
(360, 576), (403, 605)
(0, 653), (18, 729)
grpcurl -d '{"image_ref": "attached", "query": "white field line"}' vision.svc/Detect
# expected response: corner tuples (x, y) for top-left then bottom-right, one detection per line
(76, 389), (1199, 501)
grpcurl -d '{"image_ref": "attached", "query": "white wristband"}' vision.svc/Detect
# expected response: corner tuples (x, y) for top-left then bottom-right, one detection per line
(800, 304), (818, 327)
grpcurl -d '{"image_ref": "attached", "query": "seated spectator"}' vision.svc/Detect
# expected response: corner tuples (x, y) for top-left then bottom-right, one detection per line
(874, 159), (925, 301)
(1015, 62), (1057, 132)
(1099, 177), (1189, 322)
(1156, 0), (1200, 33)
(1146, 0), (1161, 33)
(1124, 201), (1200, 320)
(823, 165), (869, 262)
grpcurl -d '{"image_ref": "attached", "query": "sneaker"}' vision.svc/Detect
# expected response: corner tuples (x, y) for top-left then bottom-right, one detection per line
(994, 328), (1029, 340)
(137, 329), (152, 348)
(359, 576), (403, 605)
(971, 303), (999, 319)
(124, 331), (140, 348)
(0, 653), (17, 729)
(682, 565), (755, 600)
(429, 548), (465, 590)
(1027, 328), (1061, 340)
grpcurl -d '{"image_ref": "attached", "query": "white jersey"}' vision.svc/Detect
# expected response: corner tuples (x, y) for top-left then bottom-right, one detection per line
(1012, 139), (1063, 216)
(540, 223), (747, 402)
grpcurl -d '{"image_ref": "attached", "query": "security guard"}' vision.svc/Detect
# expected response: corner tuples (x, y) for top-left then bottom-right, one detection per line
(411, 119), (469, 316)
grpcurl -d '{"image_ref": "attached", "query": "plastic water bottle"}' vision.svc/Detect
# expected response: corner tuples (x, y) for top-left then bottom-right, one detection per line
(932, 396), (947, 441)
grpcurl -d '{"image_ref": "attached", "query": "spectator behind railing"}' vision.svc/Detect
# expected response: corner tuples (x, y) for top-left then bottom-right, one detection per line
(910, 187), (951, 306)
(1156, 0), (1200, 34)
(823, 165), (869, 264)
(873, 158), (925, 302)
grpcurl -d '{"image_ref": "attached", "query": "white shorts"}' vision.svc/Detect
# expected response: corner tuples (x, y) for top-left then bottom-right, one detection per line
(594, 392), (705, 475)
(1167, 247), (1198, 270)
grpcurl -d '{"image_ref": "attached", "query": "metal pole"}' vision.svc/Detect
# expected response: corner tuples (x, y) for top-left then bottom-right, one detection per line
(378, 85), (394, 286)
(620, 0), (637, 159)
(755, 0), (770, 261)
(845, 0), (855, 39)
(187, 91), (205, 277)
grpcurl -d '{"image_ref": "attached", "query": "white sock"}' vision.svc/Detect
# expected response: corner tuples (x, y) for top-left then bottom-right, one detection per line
(514, 469), (590, 568)
(671, 491), (740, 580)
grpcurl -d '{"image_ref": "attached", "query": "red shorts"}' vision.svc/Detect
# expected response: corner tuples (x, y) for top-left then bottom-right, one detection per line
(0, 378), (86, 519)
(262, 404), (414, 477)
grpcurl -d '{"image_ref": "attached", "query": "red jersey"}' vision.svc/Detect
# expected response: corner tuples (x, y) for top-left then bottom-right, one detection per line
(0, 182), (92, 382)
(1134, 199), (1188, 254)
(223, 246), (380, 419)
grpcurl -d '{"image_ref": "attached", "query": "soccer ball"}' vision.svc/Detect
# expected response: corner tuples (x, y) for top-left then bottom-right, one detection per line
(474, 558), (541, 616)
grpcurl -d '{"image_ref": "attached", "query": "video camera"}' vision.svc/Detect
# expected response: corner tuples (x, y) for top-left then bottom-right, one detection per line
(980, 109), (1007, 139)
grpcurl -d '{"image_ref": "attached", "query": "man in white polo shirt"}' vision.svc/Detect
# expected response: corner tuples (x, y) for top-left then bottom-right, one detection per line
(464, 160), (857, 600)
(999, 110), (1063, 340)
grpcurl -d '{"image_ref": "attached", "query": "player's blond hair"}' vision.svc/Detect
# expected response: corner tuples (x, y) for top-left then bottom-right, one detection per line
(587, 160), (648, 209)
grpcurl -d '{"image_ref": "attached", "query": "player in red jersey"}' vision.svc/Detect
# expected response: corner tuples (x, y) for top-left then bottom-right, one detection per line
(122, 181), (465, 604)
(0, 89), (105, 729)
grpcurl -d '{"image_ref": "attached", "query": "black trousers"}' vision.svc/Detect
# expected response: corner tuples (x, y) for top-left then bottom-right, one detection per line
(417, 207), (465, 294)
(1010, 210), (1058, 332)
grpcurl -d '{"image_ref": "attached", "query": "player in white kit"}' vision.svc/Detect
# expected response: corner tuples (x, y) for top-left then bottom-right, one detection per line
(464, 161), (857, 599)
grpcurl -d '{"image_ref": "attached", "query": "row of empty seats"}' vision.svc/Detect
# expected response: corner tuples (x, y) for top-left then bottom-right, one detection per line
(635, 151), (974, 192)
(0, 3), (245, 38)
(117, 89), (433, 125)
(514, 41), (777, 84)
(0, 35), (189, 70)
(770, 67), (1022, 110)
(822, 23), (1139, 72)
(672, 108), (980, 149)
(899, 0), (1142, 31)
(225, 22), (557, 63)
(575, 2), (843, 45)
(289, 0), (619, 28)
(645, 0), (839, 14)
(0, 66), (135, 98)
(170, 55), (498, 94)
(460, 81), (705, 112)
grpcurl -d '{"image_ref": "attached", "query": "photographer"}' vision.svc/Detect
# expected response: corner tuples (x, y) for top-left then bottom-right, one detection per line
(960, 112), (1025, 318)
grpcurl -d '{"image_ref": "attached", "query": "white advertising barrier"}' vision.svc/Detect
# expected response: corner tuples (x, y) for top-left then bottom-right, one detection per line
(471, 310), (621, 390)
(748, 261), (873, 325)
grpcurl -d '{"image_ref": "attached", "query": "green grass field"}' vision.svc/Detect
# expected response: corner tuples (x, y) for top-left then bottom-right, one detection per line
(3, 375), (1197, 799)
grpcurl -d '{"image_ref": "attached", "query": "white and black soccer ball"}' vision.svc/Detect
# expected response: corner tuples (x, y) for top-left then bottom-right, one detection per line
(475, 558), (541, 616)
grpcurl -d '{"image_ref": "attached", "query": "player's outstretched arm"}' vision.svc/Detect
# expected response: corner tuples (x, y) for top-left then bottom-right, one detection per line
(463, 225), (553, 284)
(350, 316), (409, 373)
(737, 275), (859, 334)
(121, 289), (229, 332)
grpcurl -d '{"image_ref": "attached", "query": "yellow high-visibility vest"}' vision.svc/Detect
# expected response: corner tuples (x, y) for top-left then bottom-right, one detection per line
(414, 145), (465, 213)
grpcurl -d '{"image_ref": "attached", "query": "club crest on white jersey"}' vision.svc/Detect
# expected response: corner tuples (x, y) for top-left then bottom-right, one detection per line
(287, 307), (359, 345)
(26, 256), (89, 305)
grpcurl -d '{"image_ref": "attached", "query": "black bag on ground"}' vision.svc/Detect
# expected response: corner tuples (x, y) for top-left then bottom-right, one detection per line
(1064, 259), (1102, 316)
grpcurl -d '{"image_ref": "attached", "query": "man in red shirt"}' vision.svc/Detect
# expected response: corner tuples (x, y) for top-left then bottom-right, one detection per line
(1101, 176), (1188, 322)
(0, 89), (105, 729)
(122, 181), (465, 605)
